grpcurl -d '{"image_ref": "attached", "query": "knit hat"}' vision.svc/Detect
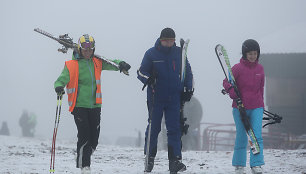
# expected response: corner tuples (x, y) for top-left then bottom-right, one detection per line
(160, 28), (175, 40)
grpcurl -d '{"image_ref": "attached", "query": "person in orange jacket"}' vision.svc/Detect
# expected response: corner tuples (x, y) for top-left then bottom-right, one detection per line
(54, 34), (130, 173)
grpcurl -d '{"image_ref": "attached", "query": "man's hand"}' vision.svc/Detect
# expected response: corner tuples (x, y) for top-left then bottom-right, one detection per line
(181, 90), (193, 102)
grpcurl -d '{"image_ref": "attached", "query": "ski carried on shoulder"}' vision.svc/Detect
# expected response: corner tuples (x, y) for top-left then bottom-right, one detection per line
(215, 44), (260, 155)
(34, 28), (129, 75)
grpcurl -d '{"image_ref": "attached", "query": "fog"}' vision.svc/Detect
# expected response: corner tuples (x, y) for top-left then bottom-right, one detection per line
(1, 0), (306, 144)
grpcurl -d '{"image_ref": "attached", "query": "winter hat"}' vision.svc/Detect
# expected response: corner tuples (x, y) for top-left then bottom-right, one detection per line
(160, 28), (175, 40)
(242, 39), (260, 59)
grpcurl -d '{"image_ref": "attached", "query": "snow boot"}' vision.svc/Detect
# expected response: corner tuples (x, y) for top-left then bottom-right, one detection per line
(81, 166), (91, 174)
(169, 159), (186, 174)
(251, 166), (263, 174)
(235, 166), (246, 174)
(144, 156), (155, 172)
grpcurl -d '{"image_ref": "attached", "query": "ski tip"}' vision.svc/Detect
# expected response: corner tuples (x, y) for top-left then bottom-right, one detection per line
(215, 44), (223, 50)
(180, 38), (185, 47)
(215, 44), (222, 56)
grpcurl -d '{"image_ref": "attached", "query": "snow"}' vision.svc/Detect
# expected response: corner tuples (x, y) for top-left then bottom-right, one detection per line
(0, 135), (305, 174)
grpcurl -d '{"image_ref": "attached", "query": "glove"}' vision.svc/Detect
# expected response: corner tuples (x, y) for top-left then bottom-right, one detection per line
(181, 90), (193, 102)
(55, 86), (65, 95)
(223, 79), (238, 99)
(147, 76), (156, 88)
(119, 61), (131, 73)
(223, 80), (233, 91)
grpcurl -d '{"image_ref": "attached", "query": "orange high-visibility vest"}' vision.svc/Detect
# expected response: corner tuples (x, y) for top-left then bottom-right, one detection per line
(65, 57), (103, 112)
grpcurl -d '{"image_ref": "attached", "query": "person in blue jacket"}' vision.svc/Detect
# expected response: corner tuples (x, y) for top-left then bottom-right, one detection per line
(137, 28), (194, 173)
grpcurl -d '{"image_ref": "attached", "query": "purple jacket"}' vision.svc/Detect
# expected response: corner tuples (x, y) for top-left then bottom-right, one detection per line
(223, 58), (265, 109)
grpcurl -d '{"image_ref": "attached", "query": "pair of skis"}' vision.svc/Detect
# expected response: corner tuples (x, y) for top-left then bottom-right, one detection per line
(215, 44), (260, 155)
(180, 39), (190, 136)
(33, 28), (129, 75)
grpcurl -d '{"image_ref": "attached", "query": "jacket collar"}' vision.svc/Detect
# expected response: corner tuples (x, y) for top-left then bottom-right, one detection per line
(240, 58), (258, 68)
(154, 38), (175, 54)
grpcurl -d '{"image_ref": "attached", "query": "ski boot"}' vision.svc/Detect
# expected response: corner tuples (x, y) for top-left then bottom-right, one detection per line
(169, 159), (186, 174)
(144, 156), (155, 172)
(234, 166), (246, 174)
(81, 166), (91, 174)
(251, 166), (263, 174)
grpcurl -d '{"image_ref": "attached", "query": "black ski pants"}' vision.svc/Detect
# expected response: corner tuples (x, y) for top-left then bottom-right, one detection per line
(72, 107), (101, 168)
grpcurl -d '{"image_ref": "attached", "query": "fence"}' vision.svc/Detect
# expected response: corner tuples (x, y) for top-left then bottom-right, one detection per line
(200, 122), (303, 151)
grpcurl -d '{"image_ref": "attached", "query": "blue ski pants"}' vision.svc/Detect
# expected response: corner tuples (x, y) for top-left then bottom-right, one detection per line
(144, 99), (182, 159)
(232, 107), (265, 167)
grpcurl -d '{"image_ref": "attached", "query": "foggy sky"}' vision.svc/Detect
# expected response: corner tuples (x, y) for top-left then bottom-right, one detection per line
(1, 0), (306, 143)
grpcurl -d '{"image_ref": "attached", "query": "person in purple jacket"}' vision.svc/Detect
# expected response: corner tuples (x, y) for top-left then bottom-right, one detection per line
(223, 39), (265, 174)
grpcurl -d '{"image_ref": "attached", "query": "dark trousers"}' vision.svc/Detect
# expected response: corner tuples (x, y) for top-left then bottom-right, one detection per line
(72, 107), (101, 168)
(144, 100), (182, 160)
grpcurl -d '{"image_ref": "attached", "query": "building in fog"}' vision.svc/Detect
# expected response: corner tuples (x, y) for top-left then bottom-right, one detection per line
(260, 53), (306, 136)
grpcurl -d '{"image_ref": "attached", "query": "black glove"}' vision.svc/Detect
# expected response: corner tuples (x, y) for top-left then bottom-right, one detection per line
(147, 76), (157, 87)
(55, 86), (65, 95)
(119, 61), (131, 72)
(181, 90), (193, 102)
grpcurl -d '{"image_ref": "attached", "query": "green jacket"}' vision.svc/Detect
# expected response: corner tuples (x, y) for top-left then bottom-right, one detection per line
(54, 54), (121, 109)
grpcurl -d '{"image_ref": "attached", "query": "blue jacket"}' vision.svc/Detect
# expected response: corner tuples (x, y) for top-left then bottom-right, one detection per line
(137, 38), (193, 102)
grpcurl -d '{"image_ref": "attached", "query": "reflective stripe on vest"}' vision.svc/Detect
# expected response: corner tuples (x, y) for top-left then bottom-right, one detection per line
(65, 57), (103, 112)
(93, 57), (102, 104)
(66, 88), (76, 94)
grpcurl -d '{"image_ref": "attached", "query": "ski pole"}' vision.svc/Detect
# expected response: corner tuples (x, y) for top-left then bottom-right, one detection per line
(50, 93), (63, 173)
(262, 110), (282, 128)
(145, 88), (154, 172)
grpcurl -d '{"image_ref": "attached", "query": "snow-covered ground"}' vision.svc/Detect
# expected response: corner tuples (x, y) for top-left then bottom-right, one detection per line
(0, 135), (305, 174)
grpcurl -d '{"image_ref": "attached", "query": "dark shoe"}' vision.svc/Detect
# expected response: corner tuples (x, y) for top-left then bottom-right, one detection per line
(169, 160), (186, 173)
(144, 156), (155, 172)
